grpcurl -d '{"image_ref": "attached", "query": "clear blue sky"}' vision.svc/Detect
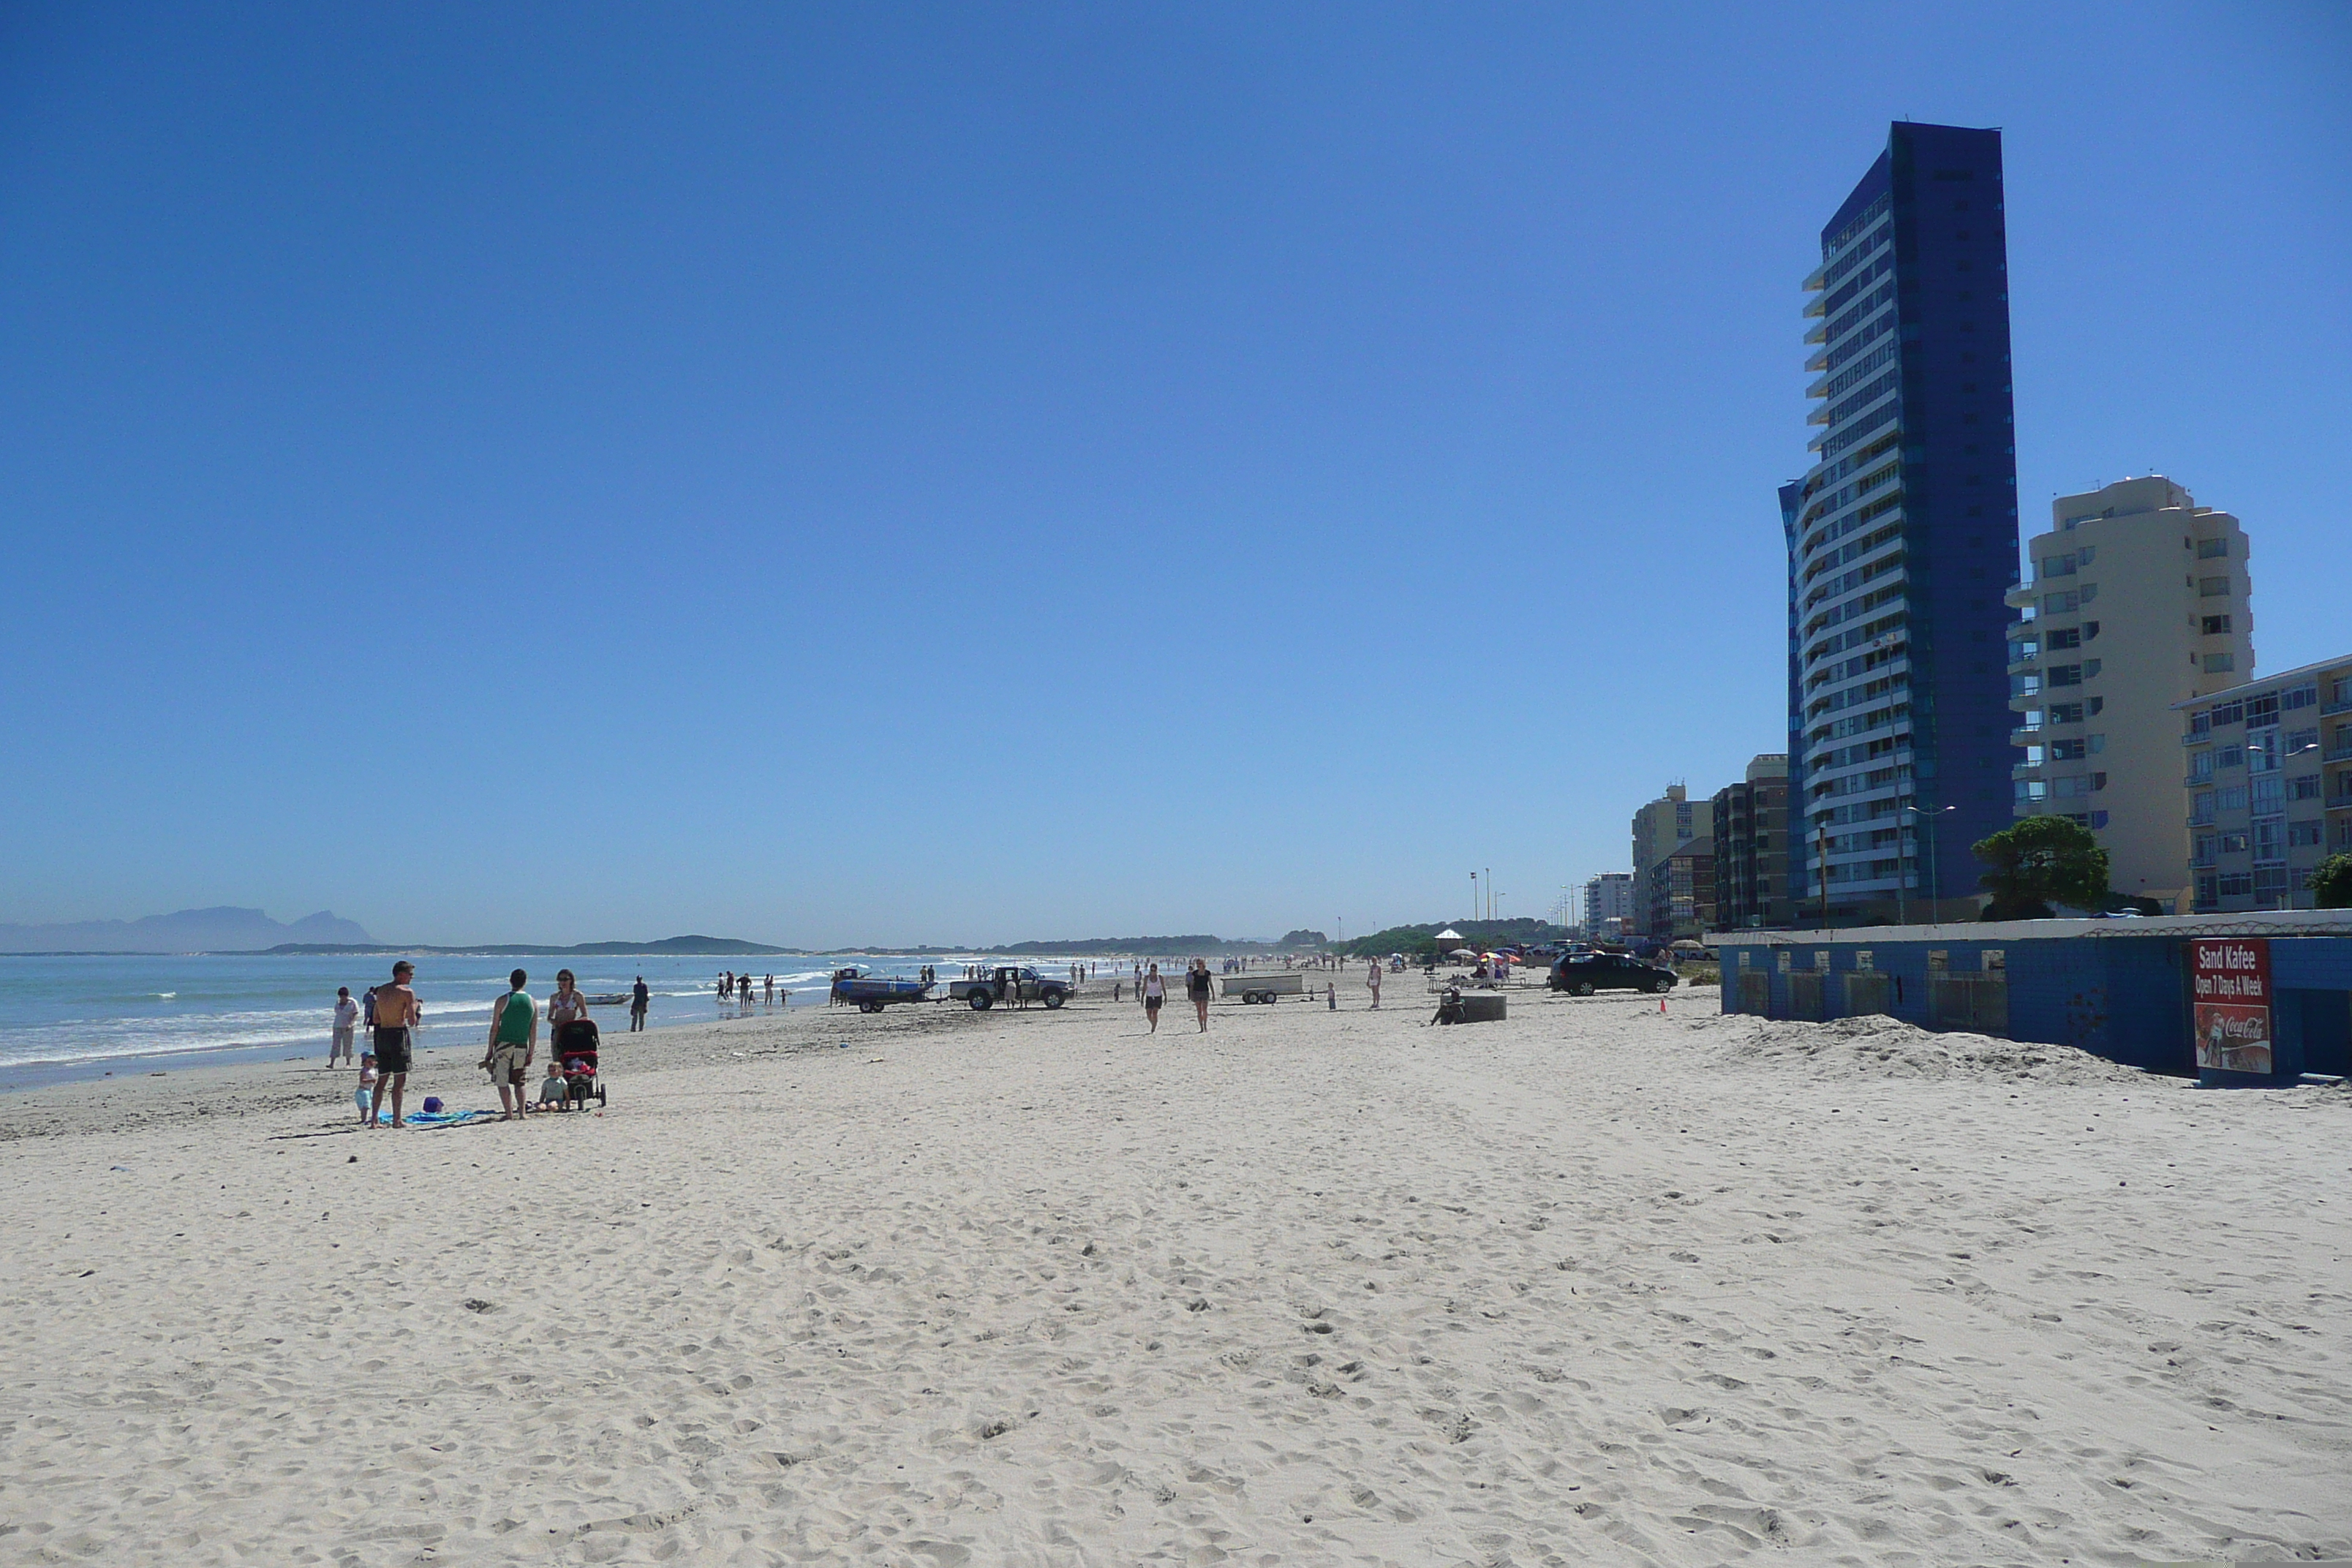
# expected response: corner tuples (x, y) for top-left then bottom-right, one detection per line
(2, 3), (2345, 946)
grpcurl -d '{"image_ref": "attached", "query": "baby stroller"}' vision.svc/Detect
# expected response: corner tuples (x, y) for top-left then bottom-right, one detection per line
(553, 1018), (607, 1111)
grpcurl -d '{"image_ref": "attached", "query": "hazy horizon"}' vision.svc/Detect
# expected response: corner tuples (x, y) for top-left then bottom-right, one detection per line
(4, 4), (2345, 946)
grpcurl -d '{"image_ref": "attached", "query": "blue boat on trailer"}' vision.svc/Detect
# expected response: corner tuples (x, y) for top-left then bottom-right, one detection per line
(829, 968), (932, 1012)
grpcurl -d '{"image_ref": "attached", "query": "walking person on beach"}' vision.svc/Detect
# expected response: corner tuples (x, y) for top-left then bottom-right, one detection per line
(630, 976), (649, 1031)
(1142, 963), (1165, 1034)
(481, 969), (536, 1121)
(1366, 958), (1382, 1010)
(1186, 958), (1212, 1032)
(329, 987), (358, 1066)
(368, 961), (420, 1128)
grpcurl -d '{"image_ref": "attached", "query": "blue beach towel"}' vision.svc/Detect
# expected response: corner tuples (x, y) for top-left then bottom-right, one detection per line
(379, 1109), (497, 1129)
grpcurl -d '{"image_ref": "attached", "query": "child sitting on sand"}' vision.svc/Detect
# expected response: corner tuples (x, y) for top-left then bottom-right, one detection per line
(535, 1063), (568, 1111)
(355, 1055), (379, 1124)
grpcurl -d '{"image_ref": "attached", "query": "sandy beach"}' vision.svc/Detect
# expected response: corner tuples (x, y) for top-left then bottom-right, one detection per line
(4, 971), (2348, 1565)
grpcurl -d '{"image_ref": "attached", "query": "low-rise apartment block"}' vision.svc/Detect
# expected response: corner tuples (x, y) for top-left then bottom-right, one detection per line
(1629, 785), (1709, 937)
(2176, 655), (2352, 912)
(1648, 837), (1717, 941)
(1712, 754), (1792, 928)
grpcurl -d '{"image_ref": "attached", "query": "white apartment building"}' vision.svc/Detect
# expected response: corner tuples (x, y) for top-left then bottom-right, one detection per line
(2005, 476), (2253, 908)
(1583, 872), (1635, 938)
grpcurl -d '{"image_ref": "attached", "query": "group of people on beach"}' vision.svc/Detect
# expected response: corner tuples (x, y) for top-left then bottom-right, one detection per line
(716, 971), (784, 1011)
(326, 962), (649, 1127)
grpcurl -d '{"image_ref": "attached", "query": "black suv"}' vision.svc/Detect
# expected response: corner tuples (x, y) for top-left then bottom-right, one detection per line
(1549, 952), (1677, 996)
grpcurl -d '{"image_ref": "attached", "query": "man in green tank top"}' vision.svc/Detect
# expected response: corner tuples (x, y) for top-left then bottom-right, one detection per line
(483, 968), (537, 1120)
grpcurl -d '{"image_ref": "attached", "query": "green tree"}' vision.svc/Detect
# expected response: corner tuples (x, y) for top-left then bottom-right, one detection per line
(1972, 815), (2110, 920)
(2312, 853), (2352, 910)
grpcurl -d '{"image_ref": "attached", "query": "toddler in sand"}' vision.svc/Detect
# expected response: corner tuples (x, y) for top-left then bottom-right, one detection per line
(354, 1055), (379, 1124)
(535, 1063), (568, 1111)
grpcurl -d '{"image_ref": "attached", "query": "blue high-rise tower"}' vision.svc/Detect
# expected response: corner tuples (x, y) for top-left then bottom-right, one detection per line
(1787, 123), (2020, 925)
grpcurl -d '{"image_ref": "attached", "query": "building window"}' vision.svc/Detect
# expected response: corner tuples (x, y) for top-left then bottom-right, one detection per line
(2293, 774), (2322, 801)
(2289, 821), (2323, 848)
(2089, 810), (2109, 829)
(2041, 553), (2077, 578)
(2220, 832), (2250, 853)
(2198, 576), (2231, 598)
(2254, 819), (2285, 864)
(2192, 791), (2217, 825)
(2202, 614), (2232, 635)
(2048, 664), (2083, 687)
(2196, 537), (2229, 558)
(2043, 590), (2077, 614)
(2048, 702), (2084, 725)
(2046, 627), (2081, 651)
(2193, 834), (2217, 867)
(2219, 785), (2250, 810)
(2190, 750), (2215, 783)
(2283, 682), (2318, 710)
(2204, 652), (2235, 674)
(2218, 872), (2254, 897)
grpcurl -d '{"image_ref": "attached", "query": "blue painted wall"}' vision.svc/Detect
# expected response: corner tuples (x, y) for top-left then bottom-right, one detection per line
(1723, 933), (2352, 1082)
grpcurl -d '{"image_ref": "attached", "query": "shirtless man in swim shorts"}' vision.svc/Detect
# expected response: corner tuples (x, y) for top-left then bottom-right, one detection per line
(369, 961), (421, 1128)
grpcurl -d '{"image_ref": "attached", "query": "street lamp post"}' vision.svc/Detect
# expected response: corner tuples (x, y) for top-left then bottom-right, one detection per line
(1901, 804), (1958, 925)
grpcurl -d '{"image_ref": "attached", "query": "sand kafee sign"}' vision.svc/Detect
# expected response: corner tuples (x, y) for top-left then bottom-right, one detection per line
(2190, 936), (2272, 1074)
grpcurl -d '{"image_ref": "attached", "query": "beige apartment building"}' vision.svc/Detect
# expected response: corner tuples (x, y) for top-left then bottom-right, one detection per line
(1629, 784), (1709, 938)
(2005, 477), (2253, 908)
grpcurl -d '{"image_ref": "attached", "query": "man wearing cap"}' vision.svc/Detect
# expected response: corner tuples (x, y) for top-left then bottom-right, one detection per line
(369, 960), (421, 1128)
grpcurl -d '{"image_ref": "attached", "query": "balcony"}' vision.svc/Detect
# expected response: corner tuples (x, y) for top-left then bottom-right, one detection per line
(1803, 260), (1828, 292)
(2008, 725), (2043, 747)
(2006, 649), (2040, 675)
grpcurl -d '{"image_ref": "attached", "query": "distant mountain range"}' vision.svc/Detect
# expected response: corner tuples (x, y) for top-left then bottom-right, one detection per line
(265, 935), (800, 957)
(0, 906), (375, 954)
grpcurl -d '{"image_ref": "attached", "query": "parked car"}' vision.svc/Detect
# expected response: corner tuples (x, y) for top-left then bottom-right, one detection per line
(1549, 952), (1677, 996)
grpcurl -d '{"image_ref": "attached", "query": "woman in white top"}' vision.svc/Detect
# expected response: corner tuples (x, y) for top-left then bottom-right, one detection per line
(548, 970), (591, 1058)
(1141, 964), (1165, 1034)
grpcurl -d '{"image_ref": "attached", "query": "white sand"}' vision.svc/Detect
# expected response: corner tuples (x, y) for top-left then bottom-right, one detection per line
(4, 974), (2349, 1564)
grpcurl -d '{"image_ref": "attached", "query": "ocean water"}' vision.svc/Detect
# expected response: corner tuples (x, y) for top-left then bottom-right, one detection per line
(0, 951), (1098, 1090)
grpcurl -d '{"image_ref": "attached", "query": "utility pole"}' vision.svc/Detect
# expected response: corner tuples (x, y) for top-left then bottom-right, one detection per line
(1817, 823), (1832, 932)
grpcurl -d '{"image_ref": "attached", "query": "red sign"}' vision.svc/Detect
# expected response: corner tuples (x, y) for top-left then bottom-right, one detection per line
(2190, 937), (2272, 1074)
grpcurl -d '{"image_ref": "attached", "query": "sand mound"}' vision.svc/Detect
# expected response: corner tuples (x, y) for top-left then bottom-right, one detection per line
(1690, 1009), (2152, 1085)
